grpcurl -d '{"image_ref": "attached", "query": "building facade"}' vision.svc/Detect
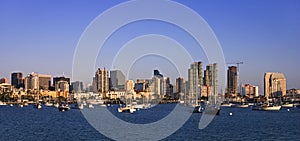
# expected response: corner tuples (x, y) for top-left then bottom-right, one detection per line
(94, 68), (109, 93)
(227, 66), (238, 94)
(110, 70), (125, 90)
(264, 72), (286, 98)
(71, 81), (84, 93)
(241, 84), (259, 98)
(11, 72), (24, 88)
(188, 61), (203, 103)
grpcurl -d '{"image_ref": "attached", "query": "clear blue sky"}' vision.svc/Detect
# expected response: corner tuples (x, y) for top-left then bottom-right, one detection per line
(0, 0), (299, 93)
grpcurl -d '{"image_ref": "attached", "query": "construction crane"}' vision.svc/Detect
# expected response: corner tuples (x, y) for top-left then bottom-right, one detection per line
(227, 61), (243, 71)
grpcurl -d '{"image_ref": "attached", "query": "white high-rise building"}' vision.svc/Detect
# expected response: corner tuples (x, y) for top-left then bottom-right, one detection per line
(94, 68), (109, 93)
(188, 62), (203, 103)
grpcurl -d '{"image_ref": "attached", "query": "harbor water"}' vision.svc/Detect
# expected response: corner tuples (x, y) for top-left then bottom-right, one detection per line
(0, 104), (299, 141)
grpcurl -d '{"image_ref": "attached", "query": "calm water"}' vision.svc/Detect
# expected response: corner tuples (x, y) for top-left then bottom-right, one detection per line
(0, 104), (299, 141)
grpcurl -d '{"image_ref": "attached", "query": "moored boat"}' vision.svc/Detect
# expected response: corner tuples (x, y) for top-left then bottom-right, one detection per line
(58, 104), (70, 111)
(281, 103), (294, 108)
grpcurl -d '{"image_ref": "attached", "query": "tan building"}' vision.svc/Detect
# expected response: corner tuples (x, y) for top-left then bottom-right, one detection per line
(201, 85), (211, 98)
(241, 84), (259, 98)
(125, 80), (135, 92)
(25, 72), (51, 91)
(94, 68), (109, 93)
(264, 72), (286, 98)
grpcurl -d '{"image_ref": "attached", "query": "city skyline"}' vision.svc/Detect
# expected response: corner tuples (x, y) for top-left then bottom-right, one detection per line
(1, 0), (299, 92)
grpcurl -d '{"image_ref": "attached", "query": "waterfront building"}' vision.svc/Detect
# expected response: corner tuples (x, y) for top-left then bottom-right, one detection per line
(175, 77), (186, 99)
(25, 72), (51, 91)
(110, 70), (125, 90)
(162, 77), (172, 97)
(264, 72), (286, 98)
(241, 84), (259, 99)
(11, 72), (24, 88)
(201, 85), (212, 98)
(188, 61), (203, 103)
(175, 77), (185, 94)
(0, 78), (9, 84)
(56, 80), (69, 98)
(71, 81), (84, 93)
(227, 66), (238, 94)
(53, 76), (70, 89)
(0, 83), (13, 94)
(94, 68), (109, 93)
(205, 63), (218, 96)
(125, 80), (135, 92)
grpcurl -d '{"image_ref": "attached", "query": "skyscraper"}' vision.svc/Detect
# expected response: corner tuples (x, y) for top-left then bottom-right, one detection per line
(188, 61), (203, 103)
(95, 68), (109, 93)
(175, 77), (185, 94)
(203, 63), (218, 96)
(110, 70), (125, 90)
(25, 72), (51, 91)
(71, 81), (84, 93)
(264, 72), (286, 98)
(11, 72), (24, 88)
(227, 66), (238, 94)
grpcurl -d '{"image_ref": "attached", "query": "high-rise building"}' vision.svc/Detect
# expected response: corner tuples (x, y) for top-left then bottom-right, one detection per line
(25, 72), (51, 91)
(203, 63), (218, 97)
(264, 72), (286, 98)
(241, 84), (259, 98)
(175, 77), (185, 94)
(11, 72), (24, 88)
(162, 77), (171, 96)
(227, 66), (238, 94)
(71, 81), (84, 93)
(188, 61), (203, 102)
(125, 80), (135, 92)
(154, 70), (163, 77)
(110, 70), (125, 90)
(95, 68), (109, 93)
(53, 76), (70, 89)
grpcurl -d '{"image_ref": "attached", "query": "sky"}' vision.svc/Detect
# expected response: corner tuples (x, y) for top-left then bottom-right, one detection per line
(0, 0), (299, 94)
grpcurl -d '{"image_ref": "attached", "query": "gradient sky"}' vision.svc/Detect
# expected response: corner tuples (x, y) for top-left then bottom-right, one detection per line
(0, 0), (299, 94)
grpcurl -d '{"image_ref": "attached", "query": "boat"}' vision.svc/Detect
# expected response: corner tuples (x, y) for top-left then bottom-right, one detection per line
(233, 103), (249, 108)
(88, 104), (94, 109)
(262, 105), (281, 111)
(220, 103), (234, 108)
(34, 103), (42, 109)
(252, 103), (281, 111)
(281, 103), (294, 108)
(204, 105), (221, 115)
(45, 102), (53, 107)
(234, 104), (249, 108)
(193, 105), (204, 113)
(118, 105), (136, 113)
(54, 103), (59, 108)
(58, 104), (70, 111)
(18, 104), (24, 108)
(0, 101), (7, 106)
(10, 104), (13, 107)
(78, 104), (84, 110)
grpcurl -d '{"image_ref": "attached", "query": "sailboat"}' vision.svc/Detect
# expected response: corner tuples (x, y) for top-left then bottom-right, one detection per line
(203, 83), (220, 115)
